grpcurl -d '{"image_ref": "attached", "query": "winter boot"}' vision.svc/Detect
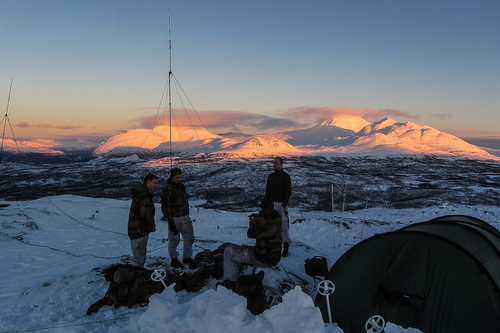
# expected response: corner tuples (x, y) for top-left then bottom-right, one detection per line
(182, 257), (194, 264)
(171, 258), (184, 269)
(282, 243), (289, 257)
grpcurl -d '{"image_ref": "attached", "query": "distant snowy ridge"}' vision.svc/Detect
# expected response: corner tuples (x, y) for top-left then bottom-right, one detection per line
(283, 115), (369, 146)
(90, 114), (497, 160)
(329, 117), (495, 159)
(93, 125), (220, 154)
(3, 114), (498, 161)
(0, 138), (64, 155)
(319, 115), (370, 132)
(215, 134), (302, 158)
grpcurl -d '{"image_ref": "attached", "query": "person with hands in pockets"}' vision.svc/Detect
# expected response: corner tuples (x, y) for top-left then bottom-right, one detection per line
(265, 157), (292, 257)
(161, 167), (194, 269)
(128, 173), (158, 268)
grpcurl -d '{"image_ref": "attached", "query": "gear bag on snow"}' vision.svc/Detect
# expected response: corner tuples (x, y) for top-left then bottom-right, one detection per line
(87, 244), (230, 315)
(304, 256), (328, 278)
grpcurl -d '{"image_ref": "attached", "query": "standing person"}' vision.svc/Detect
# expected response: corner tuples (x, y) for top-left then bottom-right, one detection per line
(161, 167), (194, 269)
(265, 157), (292, 257)
(223, 196), (282, 281)
(128, 173), (158, 268)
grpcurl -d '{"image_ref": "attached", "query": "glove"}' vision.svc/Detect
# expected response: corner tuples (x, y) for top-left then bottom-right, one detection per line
(168, 221), (178, 234)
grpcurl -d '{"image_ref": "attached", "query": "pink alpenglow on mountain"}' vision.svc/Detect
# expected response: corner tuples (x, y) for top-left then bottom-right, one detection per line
(217, 134), (303, 158)
(93, 125), (220, 154)
(284, 115), (370, 147)
(318, 115), (370, 133)
(1, 138), (64, 155)
(336, 117), (495, 159)
(91, 115), (498, 161)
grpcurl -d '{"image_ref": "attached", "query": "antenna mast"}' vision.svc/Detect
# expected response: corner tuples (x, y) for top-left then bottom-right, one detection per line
(0, 78), (20, 163)
(168, 9), (173, 170)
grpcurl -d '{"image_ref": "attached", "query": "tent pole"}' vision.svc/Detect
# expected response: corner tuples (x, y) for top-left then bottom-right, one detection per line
(339, 184), (347, 247)
(331, 184), (335, 248)
(360, 200), (368, 240)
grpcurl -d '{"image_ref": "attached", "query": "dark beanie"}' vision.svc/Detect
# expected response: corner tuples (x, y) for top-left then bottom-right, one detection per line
(170, 168), (182, 178)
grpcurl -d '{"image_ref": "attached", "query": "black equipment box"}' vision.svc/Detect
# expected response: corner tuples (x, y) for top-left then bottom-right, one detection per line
(304, 256), (328, 277)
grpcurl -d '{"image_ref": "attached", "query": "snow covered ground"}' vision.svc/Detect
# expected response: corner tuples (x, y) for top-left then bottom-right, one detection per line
(1, 195), (498, 332)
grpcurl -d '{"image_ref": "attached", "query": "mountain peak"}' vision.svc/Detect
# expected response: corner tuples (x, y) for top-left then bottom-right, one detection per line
(93, 124), (220, 154)
(318, 115), (370, 133)
(358, 117), (398, 136)
(217, 134), (301, 158)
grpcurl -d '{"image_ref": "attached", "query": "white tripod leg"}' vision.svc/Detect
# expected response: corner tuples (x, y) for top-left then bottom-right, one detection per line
(317, 280), (335, 324)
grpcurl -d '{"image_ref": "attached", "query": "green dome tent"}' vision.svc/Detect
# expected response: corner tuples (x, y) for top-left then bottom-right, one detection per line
(314, 215), (500, 333)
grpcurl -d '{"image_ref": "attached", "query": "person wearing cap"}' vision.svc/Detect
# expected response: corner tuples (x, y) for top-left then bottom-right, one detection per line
(223, 196), (283, 281)
(161, 167), (194, 269)
(127, 173), (158, 267)
(265, 157), (292, 257)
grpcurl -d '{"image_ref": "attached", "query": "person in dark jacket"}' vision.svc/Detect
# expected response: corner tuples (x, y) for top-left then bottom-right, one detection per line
(161, 167), (194, 269)
(223, 196), (283, 281)
(128, 173), (158, 267)
(265, 157), (292, 256)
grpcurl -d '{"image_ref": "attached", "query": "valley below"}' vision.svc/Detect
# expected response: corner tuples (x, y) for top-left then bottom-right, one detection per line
(1, 152), (499, 213)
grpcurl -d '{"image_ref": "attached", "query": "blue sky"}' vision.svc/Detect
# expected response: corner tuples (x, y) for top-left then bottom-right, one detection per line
(1, 0), (499, 146)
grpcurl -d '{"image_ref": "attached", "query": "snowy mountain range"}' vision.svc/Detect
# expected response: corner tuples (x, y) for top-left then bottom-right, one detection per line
(2, 115), (498, 160)
(91, 115), (497, 160)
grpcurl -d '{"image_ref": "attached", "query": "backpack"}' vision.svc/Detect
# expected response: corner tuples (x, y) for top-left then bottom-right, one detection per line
(219, 271), (269, 315)
(87, 264), (167, 314)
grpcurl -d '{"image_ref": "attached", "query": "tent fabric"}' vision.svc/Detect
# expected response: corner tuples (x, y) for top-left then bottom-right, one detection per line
(315, 215), (500, 333)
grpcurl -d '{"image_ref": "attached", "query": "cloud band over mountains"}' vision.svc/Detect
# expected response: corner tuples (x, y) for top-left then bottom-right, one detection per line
(16, 122), (81, 131)
(137, 106), (415, 135)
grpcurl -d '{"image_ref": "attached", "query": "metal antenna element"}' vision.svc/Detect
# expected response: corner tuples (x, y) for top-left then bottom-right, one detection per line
(0, 78), (20, 163)
(168, 9), (173, 170)
(331, 184), (335, 248)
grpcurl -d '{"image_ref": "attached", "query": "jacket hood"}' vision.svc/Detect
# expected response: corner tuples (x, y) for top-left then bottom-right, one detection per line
(131, 183), (150, 197)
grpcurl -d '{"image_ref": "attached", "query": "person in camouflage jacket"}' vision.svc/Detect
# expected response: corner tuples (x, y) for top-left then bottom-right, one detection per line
(128, 173), (158, 267)
(161, 168), (194, 268)
(223, 196), (283, 281)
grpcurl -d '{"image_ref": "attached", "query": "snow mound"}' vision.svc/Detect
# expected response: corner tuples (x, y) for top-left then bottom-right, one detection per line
(135, 286), (335, 333)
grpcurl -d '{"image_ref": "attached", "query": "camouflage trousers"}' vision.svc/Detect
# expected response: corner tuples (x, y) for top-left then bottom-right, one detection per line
(223, 245), (269, 281)
(130, 235), (149, 267)
(168, 215), (194, 260)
